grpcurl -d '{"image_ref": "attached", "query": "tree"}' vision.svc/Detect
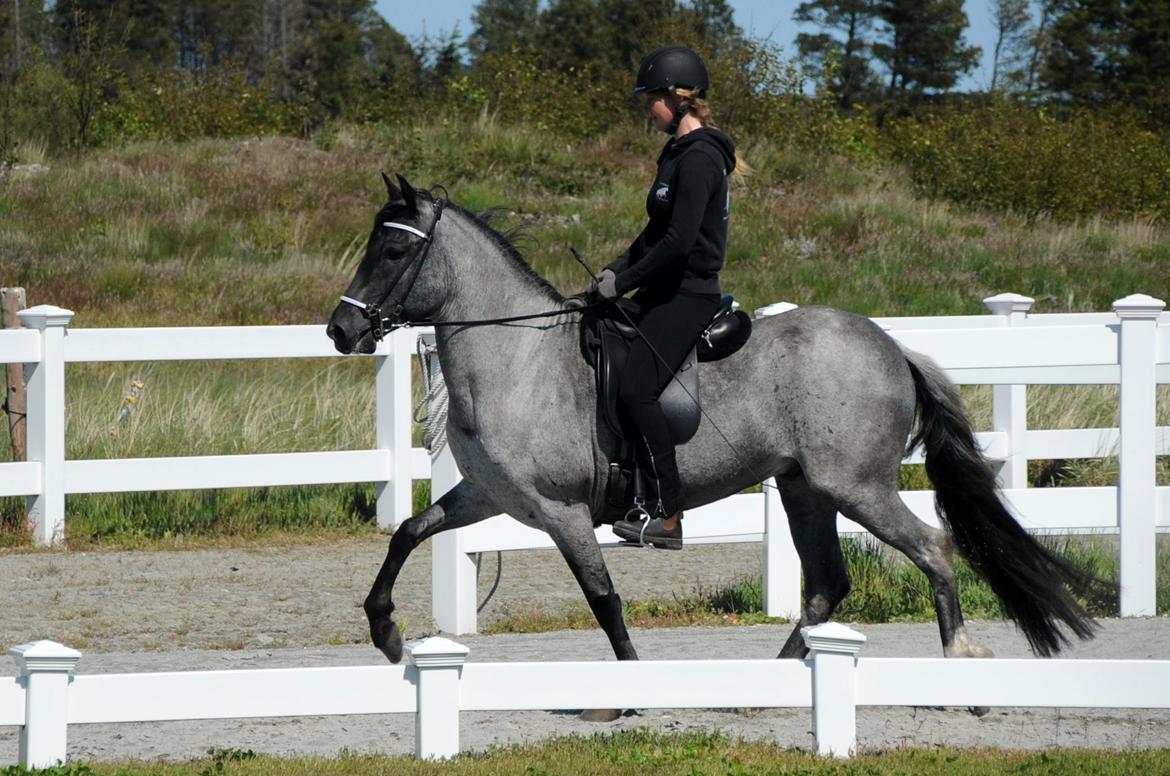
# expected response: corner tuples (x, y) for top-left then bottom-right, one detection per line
(989, 0), (1033, 92)
(794, 0), (881, 107)
(1119, 0), (1170, 108)
(468, 0), (539, 61)
(872, 0), (981, 106)
(1043, 0), (1170, 108)
(53, 0), (174, 71)
(681, 0), (741, 51)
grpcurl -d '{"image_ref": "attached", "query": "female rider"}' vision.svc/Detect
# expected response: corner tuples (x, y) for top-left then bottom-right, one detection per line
(590, 45), (741, 550)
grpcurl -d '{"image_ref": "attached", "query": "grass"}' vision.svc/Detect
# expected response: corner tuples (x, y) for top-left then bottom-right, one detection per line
(5, 735), (1170, 775)
(485, 534), (1170, 635)
(0, 125), (1168, 545)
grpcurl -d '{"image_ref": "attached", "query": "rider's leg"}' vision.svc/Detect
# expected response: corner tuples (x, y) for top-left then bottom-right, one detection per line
(613, 290), (720, 544)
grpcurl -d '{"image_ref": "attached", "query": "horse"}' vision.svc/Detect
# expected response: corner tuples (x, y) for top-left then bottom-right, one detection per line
(327, 174), (1100, 692)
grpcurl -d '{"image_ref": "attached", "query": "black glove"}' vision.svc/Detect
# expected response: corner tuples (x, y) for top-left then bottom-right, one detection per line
(587, 269), (619, 301)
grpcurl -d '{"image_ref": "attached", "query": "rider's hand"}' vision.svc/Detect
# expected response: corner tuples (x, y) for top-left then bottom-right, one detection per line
(588, 269), (619, 301)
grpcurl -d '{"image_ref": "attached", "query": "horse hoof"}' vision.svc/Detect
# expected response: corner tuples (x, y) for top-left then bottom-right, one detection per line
(580, 708), (622, 722)
(969, 706), (990, 717)
(970, 645), (995, 658)
(370, 614), (403, 663)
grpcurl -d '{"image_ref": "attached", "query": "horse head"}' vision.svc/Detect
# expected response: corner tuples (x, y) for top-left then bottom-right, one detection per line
(327, 173), (449, 354)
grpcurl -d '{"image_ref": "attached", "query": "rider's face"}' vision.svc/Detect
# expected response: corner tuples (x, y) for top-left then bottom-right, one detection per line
(642, 91), (675, 133)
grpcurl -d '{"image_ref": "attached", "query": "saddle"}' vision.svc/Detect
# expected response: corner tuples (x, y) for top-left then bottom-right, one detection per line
(582, 295), (753, 518)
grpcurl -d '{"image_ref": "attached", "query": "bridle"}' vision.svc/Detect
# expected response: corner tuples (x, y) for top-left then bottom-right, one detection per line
(339, 193), (598, 342)
(339, 197), (447, 341)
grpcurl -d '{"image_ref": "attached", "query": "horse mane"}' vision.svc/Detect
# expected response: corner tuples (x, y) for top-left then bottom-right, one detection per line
(443, 199), (564, 302)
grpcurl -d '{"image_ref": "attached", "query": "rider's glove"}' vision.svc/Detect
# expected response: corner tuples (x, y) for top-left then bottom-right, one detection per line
(588, 269), (619, 301)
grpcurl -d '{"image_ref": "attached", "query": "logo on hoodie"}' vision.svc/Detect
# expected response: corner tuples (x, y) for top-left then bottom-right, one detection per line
(655, 184), (671, 202)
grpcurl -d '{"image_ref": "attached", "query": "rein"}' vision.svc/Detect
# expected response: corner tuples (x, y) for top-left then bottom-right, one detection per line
(339, 196), (597, 340)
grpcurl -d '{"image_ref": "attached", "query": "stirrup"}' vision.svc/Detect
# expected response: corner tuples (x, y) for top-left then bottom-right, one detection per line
(616, 499), (651, 547)
(623, 503), (651, 523)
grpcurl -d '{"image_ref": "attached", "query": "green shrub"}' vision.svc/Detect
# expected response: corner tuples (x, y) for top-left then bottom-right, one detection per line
(887, 100), (1170, 222)
(92, 67), (306, 146)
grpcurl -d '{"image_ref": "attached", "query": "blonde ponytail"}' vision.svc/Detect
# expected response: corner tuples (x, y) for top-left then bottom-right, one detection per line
(671, 87), (752, 181)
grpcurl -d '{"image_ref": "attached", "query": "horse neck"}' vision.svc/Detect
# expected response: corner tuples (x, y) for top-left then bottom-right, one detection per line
(436, 213), (560, 323)
(431, 212), (577, 387)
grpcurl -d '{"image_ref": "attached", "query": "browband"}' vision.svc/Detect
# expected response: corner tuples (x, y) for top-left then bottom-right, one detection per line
(383, 221), (429, 240)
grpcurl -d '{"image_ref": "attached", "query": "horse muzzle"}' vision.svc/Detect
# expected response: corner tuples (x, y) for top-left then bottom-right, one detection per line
(327, 306), (377, 355)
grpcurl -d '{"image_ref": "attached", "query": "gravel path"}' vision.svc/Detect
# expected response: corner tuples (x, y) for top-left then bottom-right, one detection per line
(1, 537), (1168, 761)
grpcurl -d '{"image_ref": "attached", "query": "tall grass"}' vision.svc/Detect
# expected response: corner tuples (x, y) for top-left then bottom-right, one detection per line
(1, 128), (1167, 545)
(486, 534), (1169, 635)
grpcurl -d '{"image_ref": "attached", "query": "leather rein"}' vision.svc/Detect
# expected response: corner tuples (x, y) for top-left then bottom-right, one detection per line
(339, 196), (598, 341)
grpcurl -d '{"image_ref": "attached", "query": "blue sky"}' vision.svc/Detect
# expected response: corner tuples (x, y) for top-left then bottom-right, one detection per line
(375, 0), (1007, 92)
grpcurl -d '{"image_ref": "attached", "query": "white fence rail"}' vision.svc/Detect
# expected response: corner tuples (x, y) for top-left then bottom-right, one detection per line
(0, 293), (1167, 621)
(5, 627), (1170, 767)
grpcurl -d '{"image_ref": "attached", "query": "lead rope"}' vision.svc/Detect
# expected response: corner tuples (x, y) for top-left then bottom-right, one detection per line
(413, 335), (502, 613)
(413, 337), (448, 459)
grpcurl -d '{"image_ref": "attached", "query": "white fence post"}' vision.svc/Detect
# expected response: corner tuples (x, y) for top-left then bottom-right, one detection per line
(9, 640), (81, 769)
(763, 478), (801, 619)
(425, 337), (478, 635)
(803, 622), (866, 758)
(755, 303), (802, 619)
(406, 636), (468, 760)
(983, 293), (1034, 488)
(1113, 293), (1164, 617)
(18, 305), (74, 546)
(376, 329), (415, 529)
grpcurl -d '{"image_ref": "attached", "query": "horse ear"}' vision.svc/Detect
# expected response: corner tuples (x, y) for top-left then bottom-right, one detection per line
(395, 173), (419, 213)
(382, 171), (402, 202)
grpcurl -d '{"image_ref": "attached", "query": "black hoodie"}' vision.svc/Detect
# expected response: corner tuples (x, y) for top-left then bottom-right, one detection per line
(605, 126), (737, 297)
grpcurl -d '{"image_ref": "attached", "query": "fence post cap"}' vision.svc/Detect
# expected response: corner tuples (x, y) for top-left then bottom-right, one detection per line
(8, 640), (81, 672)
(405, 636), (470, 668)
(755, 302), (798, 318)
(982, 293), (1035, 315)
(17, 305), (75, 330)
(801, 622), (867, 655)
(1112, 293), (1165, 319)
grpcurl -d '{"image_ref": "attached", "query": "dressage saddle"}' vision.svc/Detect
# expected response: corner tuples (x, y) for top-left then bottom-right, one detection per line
(581, 295), (752, 518)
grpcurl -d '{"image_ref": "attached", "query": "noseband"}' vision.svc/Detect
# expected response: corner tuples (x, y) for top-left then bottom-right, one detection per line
(339, 198), (447, 341)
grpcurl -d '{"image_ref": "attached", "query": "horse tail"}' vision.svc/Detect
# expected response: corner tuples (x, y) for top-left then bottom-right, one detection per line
(902, 347), (1105, 656)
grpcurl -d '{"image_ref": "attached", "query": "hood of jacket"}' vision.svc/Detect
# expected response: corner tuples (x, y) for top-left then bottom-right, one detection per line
(658, 126), (736, 173)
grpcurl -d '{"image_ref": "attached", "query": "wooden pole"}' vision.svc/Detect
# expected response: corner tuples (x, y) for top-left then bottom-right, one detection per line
(2, 286), (28, 462)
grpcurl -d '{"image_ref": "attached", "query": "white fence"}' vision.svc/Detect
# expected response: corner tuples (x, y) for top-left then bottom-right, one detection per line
(0, 293), (1167, 622)
(5, 627), (1170, 767)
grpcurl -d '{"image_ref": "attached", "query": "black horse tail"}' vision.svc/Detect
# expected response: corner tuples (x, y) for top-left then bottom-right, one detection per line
(902, 348), (1106, 656)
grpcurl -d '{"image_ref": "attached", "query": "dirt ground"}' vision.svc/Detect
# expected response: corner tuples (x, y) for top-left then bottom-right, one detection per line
(1, 537), (1168, 761)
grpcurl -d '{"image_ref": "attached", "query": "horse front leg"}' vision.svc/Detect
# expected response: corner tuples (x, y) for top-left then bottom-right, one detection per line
(538, 499), (636, 722)
(365, 479), (496, 663)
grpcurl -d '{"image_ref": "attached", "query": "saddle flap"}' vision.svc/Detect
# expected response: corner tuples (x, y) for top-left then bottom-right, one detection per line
(589, 316), (701, 446)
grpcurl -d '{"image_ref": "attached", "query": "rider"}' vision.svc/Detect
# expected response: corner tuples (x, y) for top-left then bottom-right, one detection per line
(589, 45), (741, 550)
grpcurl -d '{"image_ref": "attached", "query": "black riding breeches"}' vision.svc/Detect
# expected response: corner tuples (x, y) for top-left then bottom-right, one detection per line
(616, 290), (721, 515)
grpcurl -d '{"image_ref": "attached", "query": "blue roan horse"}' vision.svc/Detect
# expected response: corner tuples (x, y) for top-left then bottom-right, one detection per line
(328, 176), (1101, 692)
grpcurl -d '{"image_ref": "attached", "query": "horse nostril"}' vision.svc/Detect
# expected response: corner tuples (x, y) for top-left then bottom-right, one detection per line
(327, 322), (349, 350)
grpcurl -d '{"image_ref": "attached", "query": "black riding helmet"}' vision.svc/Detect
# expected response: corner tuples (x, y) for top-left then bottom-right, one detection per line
(632, 45), (709, 97)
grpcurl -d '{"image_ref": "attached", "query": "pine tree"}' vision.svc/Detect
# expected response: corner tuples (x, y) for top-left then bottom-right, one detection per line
(872, 0), (981, 106)
(794, 0), (881, 107)
(1043, 0), (1170, 109)
(468, 0), (539, 61)
(989, 0), (1034, 92)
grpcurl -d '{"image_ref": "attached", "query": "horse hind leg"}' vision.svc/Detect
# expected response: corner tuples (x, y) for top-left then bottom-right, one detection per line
(775, 473), (852, 659)
(836, 484), (993, 659)
(364, 479), (496, 664)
